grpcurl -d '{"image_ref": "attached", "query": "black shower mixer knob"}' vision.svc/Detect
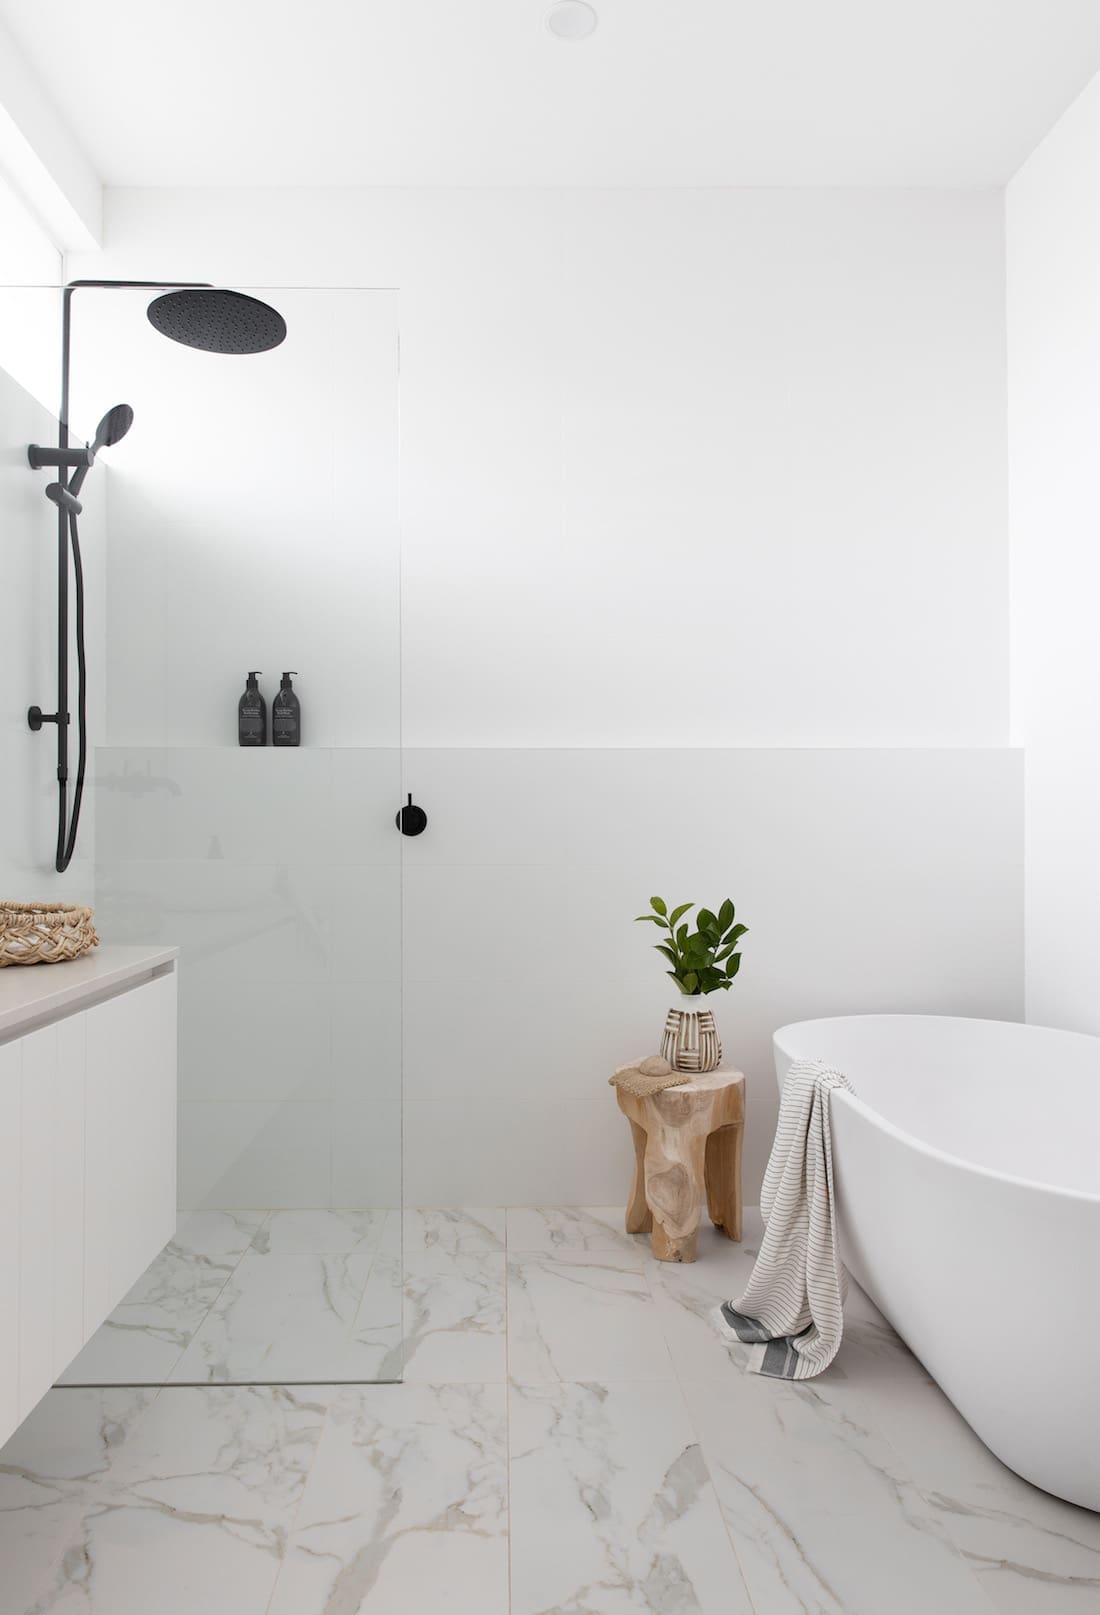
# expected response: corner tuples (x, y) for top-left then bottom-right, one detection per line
(396, 794), (428, 836)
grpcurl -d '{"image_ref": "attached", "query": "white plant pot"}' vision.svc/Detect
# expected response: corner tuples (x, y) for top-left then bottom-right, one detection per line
(661, 997), (722, 1074)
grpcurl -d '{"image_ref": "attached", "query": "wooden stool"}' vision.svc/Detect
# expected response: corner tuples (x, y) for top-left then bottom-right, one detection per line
(615, 1068), (745, 1262)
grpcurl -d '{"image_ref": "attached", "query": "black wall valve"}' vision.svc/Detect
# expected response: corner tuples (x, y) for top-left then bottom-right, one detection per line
(396, 794), (428, 836)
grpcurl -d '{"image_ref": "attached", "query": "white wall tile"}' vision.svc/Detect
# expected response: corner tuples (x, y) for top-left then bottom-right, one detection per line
(404, 1099), (633, 1207)
(331, 984), (401, 1102)
(179, 980), (333, 1104)
(330, 1101), (402, 1208)
(93, 749), (334, 865)
(178, 1102), (332, 1209)
(401, 747), (1023, 1200)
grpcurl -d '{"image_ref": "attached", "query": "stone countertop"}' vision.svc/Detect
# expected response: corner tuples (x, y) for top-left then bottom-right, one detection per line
(0, 944), (179, 1039)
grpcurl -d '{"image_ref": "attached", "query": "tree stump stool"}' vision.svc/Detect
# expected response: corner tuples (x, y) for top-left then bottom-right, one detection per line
(615, 1068), (745, 1262)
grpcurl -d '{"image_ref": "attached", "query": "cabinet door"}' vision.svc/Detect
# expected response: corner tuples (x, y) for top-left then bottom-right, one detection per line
(84, 972), (177, 1326)
(52, 1015), (87, 1370)
(18, 1026), (57, 1418)
(0, 1042), (19, 1438)
(14, 1019), (87, 1418)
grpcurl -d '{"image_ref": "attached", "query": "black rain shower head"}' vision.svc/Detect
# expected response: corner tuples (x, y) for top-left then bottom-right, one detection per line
(146, 288), (287, 354)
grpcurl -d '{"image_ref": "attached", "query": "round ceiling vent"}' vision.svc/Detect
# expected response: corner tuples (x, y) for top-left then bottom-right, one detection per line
(545, 2), (599, 42)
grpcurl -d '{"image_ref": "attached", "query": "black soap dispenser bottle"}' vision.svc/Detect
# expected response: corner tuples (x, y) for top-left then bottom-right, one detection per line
(272, 671), (301, 747)
(238, 671), (267, 746)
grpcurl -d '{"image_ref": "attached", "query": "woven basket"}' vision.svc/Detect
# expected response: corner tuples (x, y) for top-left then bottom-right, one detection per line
(0, 902), (99, 967)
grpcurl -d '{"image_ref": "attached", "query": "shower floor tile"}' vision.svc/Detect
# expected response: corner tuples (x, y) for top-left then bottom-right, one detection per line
(8, 1207), (1092, 1610)
(167, 1251), (380, 1383)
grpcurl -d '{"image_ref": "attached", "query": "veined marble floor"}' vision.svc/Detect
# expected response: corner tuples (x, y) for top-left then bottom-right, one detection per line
(1, 1207), (1097, 1613)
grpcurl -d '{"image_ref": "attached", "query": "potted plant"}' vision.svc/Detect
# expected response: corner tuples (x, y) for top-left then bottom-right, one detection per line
(635, 896), (747, 1073)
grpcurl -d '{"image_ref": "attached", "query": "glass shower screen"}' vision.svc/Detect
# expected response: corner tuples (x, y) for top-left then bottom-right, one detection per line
(51, 285), (404, 1385)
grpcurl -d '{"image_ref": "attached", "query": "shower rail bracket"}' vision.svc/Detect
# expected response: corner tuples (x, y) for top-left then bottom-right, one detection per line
(27, 707), (66, 732)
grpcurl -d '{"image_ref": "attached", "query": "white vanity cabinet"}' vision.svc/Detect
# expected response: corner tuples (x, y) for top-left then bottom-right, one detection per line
(0, 947), (177, 1444)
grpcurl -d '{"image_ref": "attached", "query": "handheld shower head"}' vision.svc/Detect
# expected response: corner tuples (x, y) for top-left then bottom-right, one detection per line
(65, 402), (134, 501)
(146, 288), (286, 354)
(93, 403), (134, 451)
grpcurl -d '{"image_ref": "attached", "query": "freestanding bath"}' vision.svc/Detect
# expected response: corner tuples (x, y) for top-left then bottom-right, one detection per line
(773, 1015), (1100, 1512)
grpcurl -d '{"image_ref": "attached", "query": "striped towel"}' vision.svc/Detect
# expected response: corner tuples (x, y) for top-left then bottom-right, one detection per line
(713, 1059), (852, 1379)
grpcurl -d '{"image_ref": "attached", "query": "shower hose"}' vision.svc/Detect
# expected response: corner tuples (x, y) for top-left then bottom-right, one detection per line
(55, 507), (87, 873)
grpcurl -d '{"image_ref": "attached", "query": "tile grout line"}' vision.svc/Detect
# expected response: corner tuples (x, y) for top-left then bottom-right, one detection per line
(646, 1215), (762, 1614)
(161, 1210), (275, 1386)
(503, 1209), (514, 1615)
(262, 1378), (339, 1615)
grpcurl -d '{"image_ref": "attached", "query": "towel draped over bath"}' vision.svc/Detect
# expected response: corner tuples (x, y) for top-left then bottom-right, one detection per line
(714, 1058), (852, 1379)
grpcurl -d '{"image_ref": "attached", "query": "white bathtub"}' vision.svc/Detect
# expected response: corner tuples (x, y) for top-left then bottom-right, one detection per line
(773, 1014), (1100, 1511)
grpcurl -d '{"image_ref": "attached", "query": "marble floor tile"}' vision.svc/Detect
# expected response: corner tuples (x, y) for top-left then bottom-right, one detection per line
(402, 1207), (506, 1261)
(268, 1382), (508, 1615)
(510, 1379), (753, 1613)
(0, 1389), (154, 1615)
(56, 1246), (243, 1386)
(507, 1248), (675, 1386)
(167, 1252), (376, 1383)
(251, 1208), (387, 1256)
(850, 1368), (1100, 1612)
(170, 1209), (269, 1260)
(401, 1253), (507, 1383)
(349, 1256), (406, 1382)
(506, 1205), (646, 1254)
(4, 1205), (1095, 1614)
(831, 1281), (934, 1389)
(27, 1386), (330, 1614)
(681, 1374), (996, 1614)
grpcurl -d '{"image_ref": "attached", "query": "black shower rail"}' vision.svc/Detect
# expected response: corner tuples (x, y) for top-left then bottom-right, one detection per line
(27, 279), (286, 872)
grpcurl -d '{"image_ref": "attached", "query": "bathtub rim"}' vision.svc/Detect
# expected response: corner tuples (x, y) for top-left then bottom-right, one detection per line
(773, 1012), (1100, 1208)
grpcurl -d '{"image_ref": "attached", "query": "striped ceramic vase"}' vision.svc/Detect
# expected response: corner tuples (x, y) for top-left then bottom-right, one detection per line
(661, 997), (722, 1074)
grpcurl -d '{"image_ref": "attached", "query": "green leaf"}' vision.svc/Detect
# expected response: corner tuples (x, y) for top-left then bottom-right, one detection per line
(718, 898), (735, 931)
(682, 972), (699, 993)
(667, 971), (686, 988)
(697, 908), (717, 934)
(634, 915), (666, 926)
(668, 902), (693, 927)
(676, 924), (689, 948)
(650, 896), (668, 916)
(725, 953), (742, 978)
(654, 943), (678, 966)
(723, 923), (748, 944)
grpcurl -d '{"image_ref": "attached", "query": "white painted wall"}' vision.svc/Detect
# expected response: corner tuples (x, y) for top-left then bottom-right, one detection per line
(0, 168), (61, 410)
(72, 187), (1009, 750)
(1008, 68), (1100, 1034)
(71, 185), (1020, 1204)
(0, 176), (103, 903)
(65, 286), (400, 748)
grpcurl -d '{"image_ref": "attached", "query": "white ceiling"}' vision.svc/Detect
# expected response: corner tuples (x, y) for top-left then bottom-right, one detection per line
(2, 0), (1100, 189)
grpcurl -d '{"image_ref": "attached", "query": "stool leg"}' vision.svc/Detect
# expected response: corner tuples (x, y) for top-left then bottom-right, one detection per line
(645, 1125), (706, 1262)
(625, 1120), (653, 1235)
(704, 1122), (744, 1243)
